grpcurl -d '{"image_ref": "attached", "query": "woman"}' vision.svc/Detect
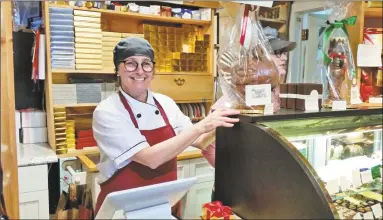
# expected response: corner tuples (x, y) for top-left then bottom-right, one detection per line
(92, 37), (240, 214)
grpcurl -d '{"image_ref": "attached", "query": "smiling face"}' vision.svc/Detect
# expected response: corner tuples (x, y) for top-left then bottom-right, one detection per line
(118, 56), (154, 102)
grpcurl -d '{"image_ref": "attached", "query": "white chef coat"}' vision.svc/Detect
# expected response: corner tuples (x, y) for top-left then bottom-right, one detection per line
(92, 88), (193, 183)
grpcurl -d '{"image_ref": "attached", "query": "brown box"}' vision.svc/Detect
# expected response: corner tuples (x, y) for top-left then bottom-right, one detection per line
(279, 83), (288, 108)
(287, 83), (298, 109)
(296, 83), (323, 110)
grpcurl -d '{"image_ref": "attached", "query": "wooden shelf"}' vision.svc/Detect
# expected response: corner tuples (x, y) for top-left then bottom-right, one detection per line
(259, 17), (286, 24)
(364, 7), (383, 18)
(53, 103), (98, 108)
(48, 3), (211, 26)
(57, 146), (100, 158)
(51, 69), (115, 74)
(157, 71), (211, 76)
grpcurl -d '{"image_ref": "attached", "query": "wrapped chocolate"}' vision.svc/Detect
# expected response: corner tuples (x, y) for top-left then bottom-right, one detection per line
(217, 4), (280, 113)
(318, 0), (362, 106)
(201, 201), (241, 220)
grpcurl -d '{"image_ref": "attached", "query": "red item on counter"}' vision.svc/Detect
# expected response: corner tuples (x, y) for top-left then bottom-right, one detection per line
(202, 201), (233, 220)
(77, 130), (93, 138)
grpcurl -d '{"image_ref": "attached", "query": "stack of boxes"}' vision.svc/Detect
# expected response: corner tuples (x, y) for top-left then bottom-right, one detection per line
(52, 83), (117, 105)
(15, 110), (48, 144)
(53, 107), (76, 154)
(74, 10), (102, 70)
(102, 32), (122, 71)
(49, 7), (75, 69)
(279, 83), (323, 111)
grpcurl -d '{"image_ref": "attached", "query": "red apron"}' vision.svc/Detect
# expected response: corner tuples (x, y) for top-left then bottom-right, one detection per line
(95, 91), (178, 216)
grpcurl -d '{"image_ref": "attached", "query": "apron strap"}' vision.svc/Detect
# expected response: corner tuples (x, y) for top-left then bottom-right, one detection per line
(118, 91), (172, 129)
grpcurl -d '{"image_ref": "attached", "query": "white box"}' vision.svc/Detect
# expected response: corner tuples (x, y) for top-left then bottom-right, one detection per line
(21, 110), (47, 128)
(15, 111), (21, 143)
(200, 8), (211, 21)
(21, 127), (48, 144)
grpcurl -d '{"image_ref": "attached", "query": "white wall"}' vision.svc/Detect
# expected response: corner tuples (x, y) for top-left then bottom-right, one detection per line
(288, 1), (329, 83)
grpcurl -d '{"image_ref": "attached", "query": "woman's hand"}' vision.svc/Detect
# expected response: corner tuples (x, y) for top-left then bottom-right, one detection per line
(194, 108), (240, 135)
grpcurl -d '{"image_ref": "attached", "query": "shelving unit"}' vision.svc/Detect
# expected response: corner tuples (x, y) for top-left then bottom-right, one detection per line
(43, 1), (217, 157)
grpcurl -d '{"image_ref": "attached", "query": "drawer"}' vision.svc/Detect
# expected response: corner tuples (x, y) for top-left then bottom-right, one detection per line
(18, 164), (48, 193)
(150, 75), (213, 102)
(189, 158), (214, 183)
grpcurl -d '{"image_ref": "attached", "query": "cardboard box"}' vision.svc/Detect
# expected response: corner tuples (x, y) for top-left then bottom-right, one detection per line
(74, 10), (101, 18)
(21, 110), (47, 128)
(73, 16), (101, 23)
(296, 83), (323, 111)
(75, 43), (102, 49)
(21, 127), (48, 144)
(75, 37), (102, 44)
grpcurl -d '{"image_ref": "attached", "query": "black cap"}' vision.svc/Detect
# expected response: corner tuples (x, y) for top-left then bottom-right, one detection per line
(113, 37), (155, 71)
(268, 38), (297, 52)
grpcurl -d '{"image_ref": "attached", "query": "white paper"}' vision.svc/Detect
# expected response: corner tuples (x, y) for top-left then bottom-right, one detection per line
(245, 84), (271, 106)
(264, 103), (274, 115)
(305, 90), (319, 111)
(232, 1), (273, 8)
(353, 213), (362, 219)
(351, 169), (362, 188)
(372, 204), (383, 218)
(363, 212), (374, 220)
(360, 169), (373, 184)
(350, 86), (362, 105)
(332, 100), (347, 111)
(357, 44), (382, 67)
(325, 178), (339, 195)
(38, 34), (46, 80)
(339, 176), (350, 192)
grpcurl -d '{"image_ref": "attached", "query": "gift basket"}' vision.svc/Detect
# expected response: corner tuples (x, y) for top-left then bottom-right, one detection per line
(217, 4), (280, 113)
(318, 0), (362, 107)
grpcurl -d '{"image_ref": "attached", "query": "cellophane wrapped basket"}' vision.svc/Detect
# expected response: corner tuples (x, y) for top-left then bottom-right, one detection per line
(217, 4), (280, 113)
(317, 0), (362, 107)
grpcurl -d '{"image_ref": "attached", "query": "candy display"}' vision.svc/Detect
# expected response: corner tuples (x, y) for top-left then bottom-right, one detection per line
(318, 1), (362, 106)
(217, 4), (280, 113)
(201, 201), (241, 219)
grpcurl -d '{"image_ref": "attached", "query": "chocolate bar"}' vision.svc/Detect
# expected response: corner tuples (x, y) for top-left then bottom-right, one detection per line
(296, 83), (323, 110)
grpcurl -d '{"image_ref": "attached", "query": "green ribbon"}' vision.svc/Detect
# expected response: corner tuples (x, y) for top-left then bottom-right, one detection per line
(321, 16), (357, 65)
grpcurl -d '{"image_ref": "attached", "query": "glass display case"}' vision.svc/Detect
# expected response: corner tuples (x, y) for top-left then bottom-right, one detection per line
(214, 108), (382, 219)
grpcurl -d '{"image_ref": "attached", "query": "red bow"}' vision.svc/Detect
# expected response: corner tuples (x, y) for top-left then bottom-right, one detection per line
(363, 28), (383, 45)
(203, 201), (233, 219)
(328, 52), (346, 60)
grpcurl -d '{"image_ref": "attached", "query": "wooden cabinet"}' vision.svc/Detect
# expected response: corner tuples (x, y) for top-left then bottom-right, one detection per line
(18, 165), (50, 219)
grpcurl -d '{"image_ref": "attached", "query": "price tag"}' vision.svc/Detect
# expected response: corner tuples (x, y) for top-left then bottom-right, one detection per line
(325, 178), (339, 195)
(372, 204), (383, 218)
(351, 86), (362, 105)
(360, 169), (373, 184)
(339, 176), (350, 192)
(363, 212), (374, 220)
(351, 169), (362, 188)
(353, 213), (362, 219)
(305, 90), (319, 112)
(245, 84), (271, 106)
(332, 100), (347, 111)
(263, 103), (274, 115)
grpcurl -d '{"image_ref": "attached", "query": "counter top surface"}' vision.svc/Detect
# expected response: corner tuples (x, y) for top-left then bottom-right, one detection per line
(17, 143), (58, 167)
(239, 108), (383, 123)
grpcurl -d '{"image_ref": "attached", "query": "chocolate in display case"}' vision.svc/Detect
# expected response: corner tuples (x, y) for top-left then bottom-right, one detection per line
(214, 108), (382, 219)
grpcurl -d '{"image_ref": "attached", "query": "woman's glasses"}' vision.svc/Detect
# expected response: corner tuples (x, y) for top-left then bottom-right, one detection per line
(274, 50), (288, 58)
(120, 60), (155, 72)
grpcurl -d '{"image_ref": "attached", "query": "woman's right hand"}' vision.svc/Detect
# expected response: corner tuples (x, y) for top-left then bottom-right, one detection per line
(195, 108), (241, 134)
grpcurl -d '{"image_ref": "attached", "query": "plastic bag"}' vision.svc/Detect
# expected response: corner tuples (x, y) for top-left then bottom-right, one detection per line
(217, 4), (280, 113)
(317, 0), (362, 107)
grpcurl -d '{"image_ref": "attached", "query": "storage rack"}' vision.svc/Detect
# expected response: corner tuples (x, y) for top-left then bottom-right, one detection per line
(42, 1), (219, 157)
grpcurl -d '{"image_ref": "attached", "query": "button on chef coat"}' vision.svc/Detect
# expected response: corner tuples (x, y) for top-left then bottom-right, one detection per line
(93, 88), (193, 183)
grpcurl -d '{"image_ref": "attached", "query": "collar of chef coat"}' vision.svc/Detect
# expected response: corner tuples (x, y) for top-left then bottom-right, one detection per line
(119, 88), (166, 130)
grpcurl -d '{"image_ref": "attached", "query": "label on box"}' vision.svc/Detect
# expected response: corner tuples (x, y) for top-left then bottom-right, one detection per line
(245, 84), (271, 106)
(360, 169), (373, 184)
(325, 178), (339, 195)
(372, 204), (383, 218)
(363, 212), (374, 220)
(351, 169), (362, 188)
(351, 86), (362, 105)
(339, 176), (350, 192)
(264, 103), (274, 115)
(305, 90), (319, 111)
(353, 213), (362, 219)
(332, 100), (346, 111)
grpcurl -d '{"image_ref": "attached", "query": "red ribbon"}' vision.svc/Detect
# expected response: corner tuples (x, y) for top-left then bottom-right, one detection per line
(328, 52), (346, 60)
(203, 201), (233, 219)
(239, 5), (250, 46)
(363, 28), (383, 45)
